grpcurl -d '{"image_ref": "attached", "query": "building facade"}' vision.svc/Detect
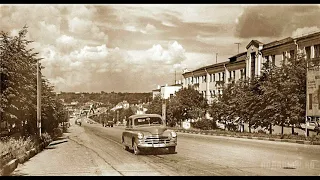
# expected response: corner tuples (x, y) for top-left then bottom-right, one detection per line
(152, 84), (182, 100)
(181, 31), (320, 104)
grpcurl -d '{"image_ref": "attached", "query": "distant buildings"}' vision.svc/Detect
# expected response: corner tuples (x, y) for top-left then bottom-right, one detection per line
(111, 100), (130, 111)
(152, 83), (182, 100)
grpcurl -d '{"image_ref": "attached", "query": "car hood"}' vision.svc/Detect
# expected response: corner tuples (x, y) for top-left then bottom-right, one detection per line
(134, 126), (167, 135)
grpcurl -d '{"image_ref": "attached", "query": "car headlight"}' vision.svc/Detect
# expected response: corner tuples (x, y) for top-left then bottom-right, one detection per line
(137, 132), (144, 139)
(171, 131), (177, 138)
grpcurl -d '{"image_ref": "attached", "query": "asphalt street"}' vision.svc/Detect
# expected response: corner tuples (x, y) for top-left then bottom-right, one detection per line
(11, 118), (320, 176)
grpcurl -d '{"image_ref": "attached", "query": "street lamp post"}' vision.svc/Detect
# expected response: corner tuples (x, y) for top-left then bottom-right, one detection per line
(37, 59), (41, 137)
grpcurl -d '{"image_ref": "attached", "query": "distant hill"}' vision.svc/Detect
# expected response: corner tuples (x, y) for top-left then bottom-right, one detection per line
(57, 91), (152, 107)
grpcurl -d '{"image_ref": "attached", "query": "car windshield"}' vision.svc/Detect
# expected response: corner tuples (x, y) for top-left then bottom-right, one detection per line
(134, 117), (163, 126)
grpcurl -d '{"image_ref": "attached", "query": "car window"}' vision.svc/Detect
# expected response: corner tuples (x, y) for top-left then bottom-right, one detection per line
(134, 117), (163, 126)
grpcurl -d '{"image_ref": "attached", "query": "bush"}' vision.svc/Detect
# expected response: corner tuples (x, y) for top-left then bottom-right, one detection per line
(192, 119), (216, 130)
(0, 137), (35, 168)
(53, 128), (63, 139)
(40, 133), (52, 144)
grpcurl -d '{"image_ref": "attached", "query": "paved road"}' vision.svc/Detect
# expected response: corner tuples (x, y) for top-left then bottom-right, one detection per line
(79, 120), (320, 176)
(12, 119), (320, 176)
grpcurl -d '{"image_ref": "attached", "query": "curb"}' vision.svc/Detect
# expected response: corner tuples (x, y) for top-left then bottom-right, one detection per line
(0, 140), (53, 176)
(176, 129), (319, 146)
(1, 159), (18, 176)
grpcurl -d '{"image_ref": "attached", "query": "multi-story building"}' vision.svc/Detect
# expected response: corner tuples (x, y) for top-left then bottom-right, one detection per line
(182, 31), (320, 104)
(182, 52), (246, 104)
(152, 84), (182, 100)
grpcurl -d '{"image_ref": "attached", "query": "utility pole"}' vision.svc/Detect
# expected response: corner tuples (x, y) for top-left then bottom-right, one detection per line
(235, 43), (241, 54)
(162, 99), (166, 126)
(37, 59), (41, 137)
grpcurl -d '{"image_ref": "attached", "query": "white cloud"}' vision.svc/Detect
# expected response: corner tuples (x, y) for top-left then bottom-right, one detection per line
(68, 17), (108, 42)
(145, 23), (156, 33)
(56, 35), (80, 53)
(292, 26), (320, 37)
(145, 41), (186, 65)
(161, 21), (176, 27)
(140, 24), (156, 34)
(124, 25), (138, 32)
(67, 5), (97, 19)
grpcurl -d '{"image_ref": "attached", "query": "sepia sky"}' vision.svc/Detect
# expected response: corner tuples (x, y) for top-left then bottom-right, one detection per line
(1, 4), (320, 93)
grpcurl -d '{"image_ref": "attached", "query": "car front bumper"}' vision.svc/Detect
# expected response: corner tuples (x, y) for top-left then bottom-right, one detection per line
(137, 138), (177, 148)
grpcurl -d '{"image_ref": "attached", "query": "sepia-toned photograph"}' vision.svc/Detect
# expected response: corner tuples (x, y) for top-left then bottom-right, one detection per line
(0, 3), (320, 176)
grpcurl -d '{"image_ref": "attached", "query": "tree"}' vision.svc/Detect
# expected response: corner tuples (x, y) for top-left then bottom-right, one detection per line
(259, 53), (306, 135)
(166, 86), (208, 126)
(146, 94), (162, 115)
(1, 26), (67, 138)
(1, 26), (38, 136)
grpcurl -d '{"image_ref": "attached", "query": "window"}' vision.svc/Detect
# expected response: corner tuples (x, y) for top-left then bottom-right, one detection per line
(218, 73), (221, 81)
(222, 72), (225, 81)
(306, 46), (311, 59)
(264, 56), (270, 69)
(309, 94), (313, 110)
(290, 50), (295, 59)
(203, 75), (206, 83)
(134, 117), (163, 126)
(315, 44), (320, 58)
(213, 74), (215, 82)
(251, 52), (256, 77)
(240, 69), (244, 79)
(272, 55), (276, 66)
(282, 51), (286, 61)
(233, 71), (236, 79)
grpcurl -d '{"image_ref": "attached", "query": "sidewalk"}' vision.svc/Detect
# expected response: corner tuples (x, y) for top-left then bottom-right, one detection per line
(10, 125), (121, 176)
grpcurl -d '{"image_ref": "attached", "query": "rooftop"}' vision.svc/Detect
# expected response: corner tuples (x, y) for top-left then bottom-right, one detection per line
(263, 37), (293, 49)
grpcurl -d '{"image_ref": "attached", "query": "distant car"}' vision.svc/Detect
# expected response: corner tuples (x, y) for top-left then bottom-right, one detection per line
(105, 120), (114, 127)
(75, 119), (82, 126)
(121, 114), (177, 155)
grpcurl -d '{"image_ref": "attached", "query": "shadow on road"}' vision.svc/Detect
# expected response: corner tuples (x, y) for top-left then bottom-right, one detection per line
(127, 148), (177, 155)
(44, 146), (57, 150)
(48, 139), (68, 147)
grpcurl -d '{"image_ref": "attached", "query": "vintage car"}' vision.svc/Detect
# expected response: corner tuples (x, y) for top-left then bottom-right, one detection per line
(121, 114), (177, 155)
(105, 120), (114, 127)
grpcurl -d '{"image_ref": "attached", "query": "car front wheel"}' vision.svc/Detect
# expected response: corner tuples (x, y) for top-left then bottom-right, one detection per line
(122, 138), (129, 151)
(168, 146), (176, 154)
(133, 141), (141, 155)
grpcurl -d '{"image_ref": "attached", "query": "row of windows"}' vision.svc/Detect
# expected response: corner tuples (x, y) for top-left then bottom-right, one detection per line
(306, 44), (320, 59)
(263, 44), (320, 69)
(185, 69), (246, 85)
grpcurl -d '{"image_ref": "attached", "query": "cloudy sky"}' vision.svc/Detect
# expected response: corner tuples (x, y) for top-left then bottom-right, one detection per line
(1, 4), (320, 93)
